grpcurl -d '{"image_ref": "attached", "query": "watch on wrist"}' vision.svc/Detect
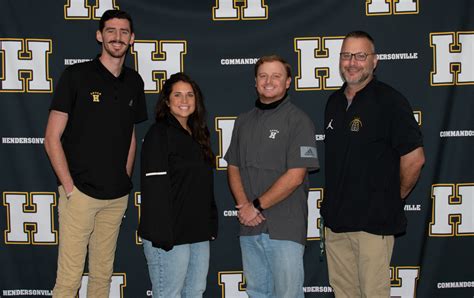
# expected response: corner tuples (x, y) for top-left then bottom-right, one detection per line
(253, 198), (264, 212)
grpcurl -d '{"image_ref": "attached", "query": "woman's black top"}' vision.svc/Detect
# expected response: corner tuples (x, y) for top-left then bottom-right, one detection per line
(138, 113), (218, 251)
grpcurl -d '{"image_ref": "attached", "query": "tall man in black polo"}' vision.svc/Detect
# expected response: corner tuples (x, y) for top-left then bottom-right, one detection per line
(44, 10), (147, 297)
(322, 31), (425, 297)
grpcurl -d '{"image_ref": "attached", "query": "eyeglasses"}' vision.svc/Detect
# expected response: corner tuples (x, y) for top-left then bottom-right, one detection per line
(339, 52), (375, 61)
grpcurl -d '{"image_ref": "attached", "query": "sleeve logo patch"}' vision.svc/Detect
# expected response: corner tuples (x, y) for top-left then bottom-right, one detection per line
(301, 146), (317, 158)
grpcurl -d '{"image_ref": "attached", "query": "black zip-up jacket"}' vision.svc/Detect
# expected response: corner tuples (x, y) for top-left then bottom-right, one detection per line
(138, 114), (218, 251)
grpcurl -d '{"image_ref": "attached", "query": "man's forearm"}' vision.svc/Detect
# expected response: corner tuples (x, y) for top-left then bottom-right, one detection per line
(228, 165), (264, 226)
(44, 111), (74, 194)
(126, 127), (137, 177)
(44, 137), (74, 193)
(258, 168), (307, 209)
(400, 147), (425, 199)
(227, 165), (250, 205)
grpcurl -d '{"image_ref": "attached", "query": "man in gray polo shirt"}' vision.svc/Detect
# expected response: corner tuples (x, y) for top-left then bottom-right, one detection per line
(225, 55), (319, 297)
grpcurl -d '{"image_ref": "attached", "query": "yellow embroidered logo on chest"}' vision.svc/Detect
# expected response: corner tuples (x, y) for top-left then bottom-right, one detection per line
(90, 91), (101, 102)
(349, 117), (362, 132)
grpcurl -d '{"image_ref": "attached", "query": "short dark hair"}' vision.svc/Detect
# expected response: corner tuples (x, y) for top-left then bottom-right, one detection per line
(254, 55), (292, 78)
(344, 30), (375, 52)
(99, 9), (134, 33)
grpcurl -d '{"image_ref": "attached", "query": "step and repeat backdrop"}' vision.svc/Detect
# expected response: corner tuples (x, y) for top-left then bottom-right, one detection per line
(1, 0), (473, 297)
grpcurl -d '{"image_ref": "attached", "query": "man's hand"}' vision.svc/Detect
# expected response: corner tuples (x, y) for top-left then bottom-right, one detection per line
(64, 183), (74, 197)
(236, 201), (265, 226)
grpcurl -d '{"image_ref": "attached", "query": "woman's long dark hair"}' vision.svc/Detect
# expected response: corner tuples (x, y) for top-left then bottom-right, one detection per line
(155, 72), (215, 167)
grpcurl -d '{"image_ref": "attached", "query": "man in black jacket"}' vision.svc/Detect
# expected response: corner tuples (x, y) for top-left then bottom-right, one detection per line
(322, 31), (425, 297)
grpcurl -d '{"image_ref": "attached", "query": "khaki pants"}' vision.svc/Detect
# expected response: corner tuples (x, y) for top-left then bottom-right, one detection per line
(53, 186), (128, 298)
(325, 228), (394, 298)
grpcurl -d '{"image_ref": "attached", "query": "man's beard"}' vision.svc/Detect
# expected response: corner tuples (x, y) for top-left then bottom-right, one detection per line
(341, 67), (371, 85)
(104, 41), (129, 58)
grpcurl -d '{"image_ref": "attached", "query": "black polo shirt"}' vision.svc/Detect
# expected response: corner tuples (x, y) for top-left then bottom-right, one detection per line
(322, 78), (422, 235)
(50, 58), (147, 199)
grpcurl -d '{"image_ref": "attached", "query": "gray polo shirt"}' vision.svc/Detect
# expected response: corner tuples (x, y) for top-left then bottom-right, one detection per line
(225, 97), (319, 245)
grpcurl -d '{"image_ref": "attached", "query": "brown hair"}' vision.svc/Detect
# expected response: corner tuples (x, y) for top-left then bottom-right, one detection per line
(155, 72), (215, 167)
(254, 55), (292, 78)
